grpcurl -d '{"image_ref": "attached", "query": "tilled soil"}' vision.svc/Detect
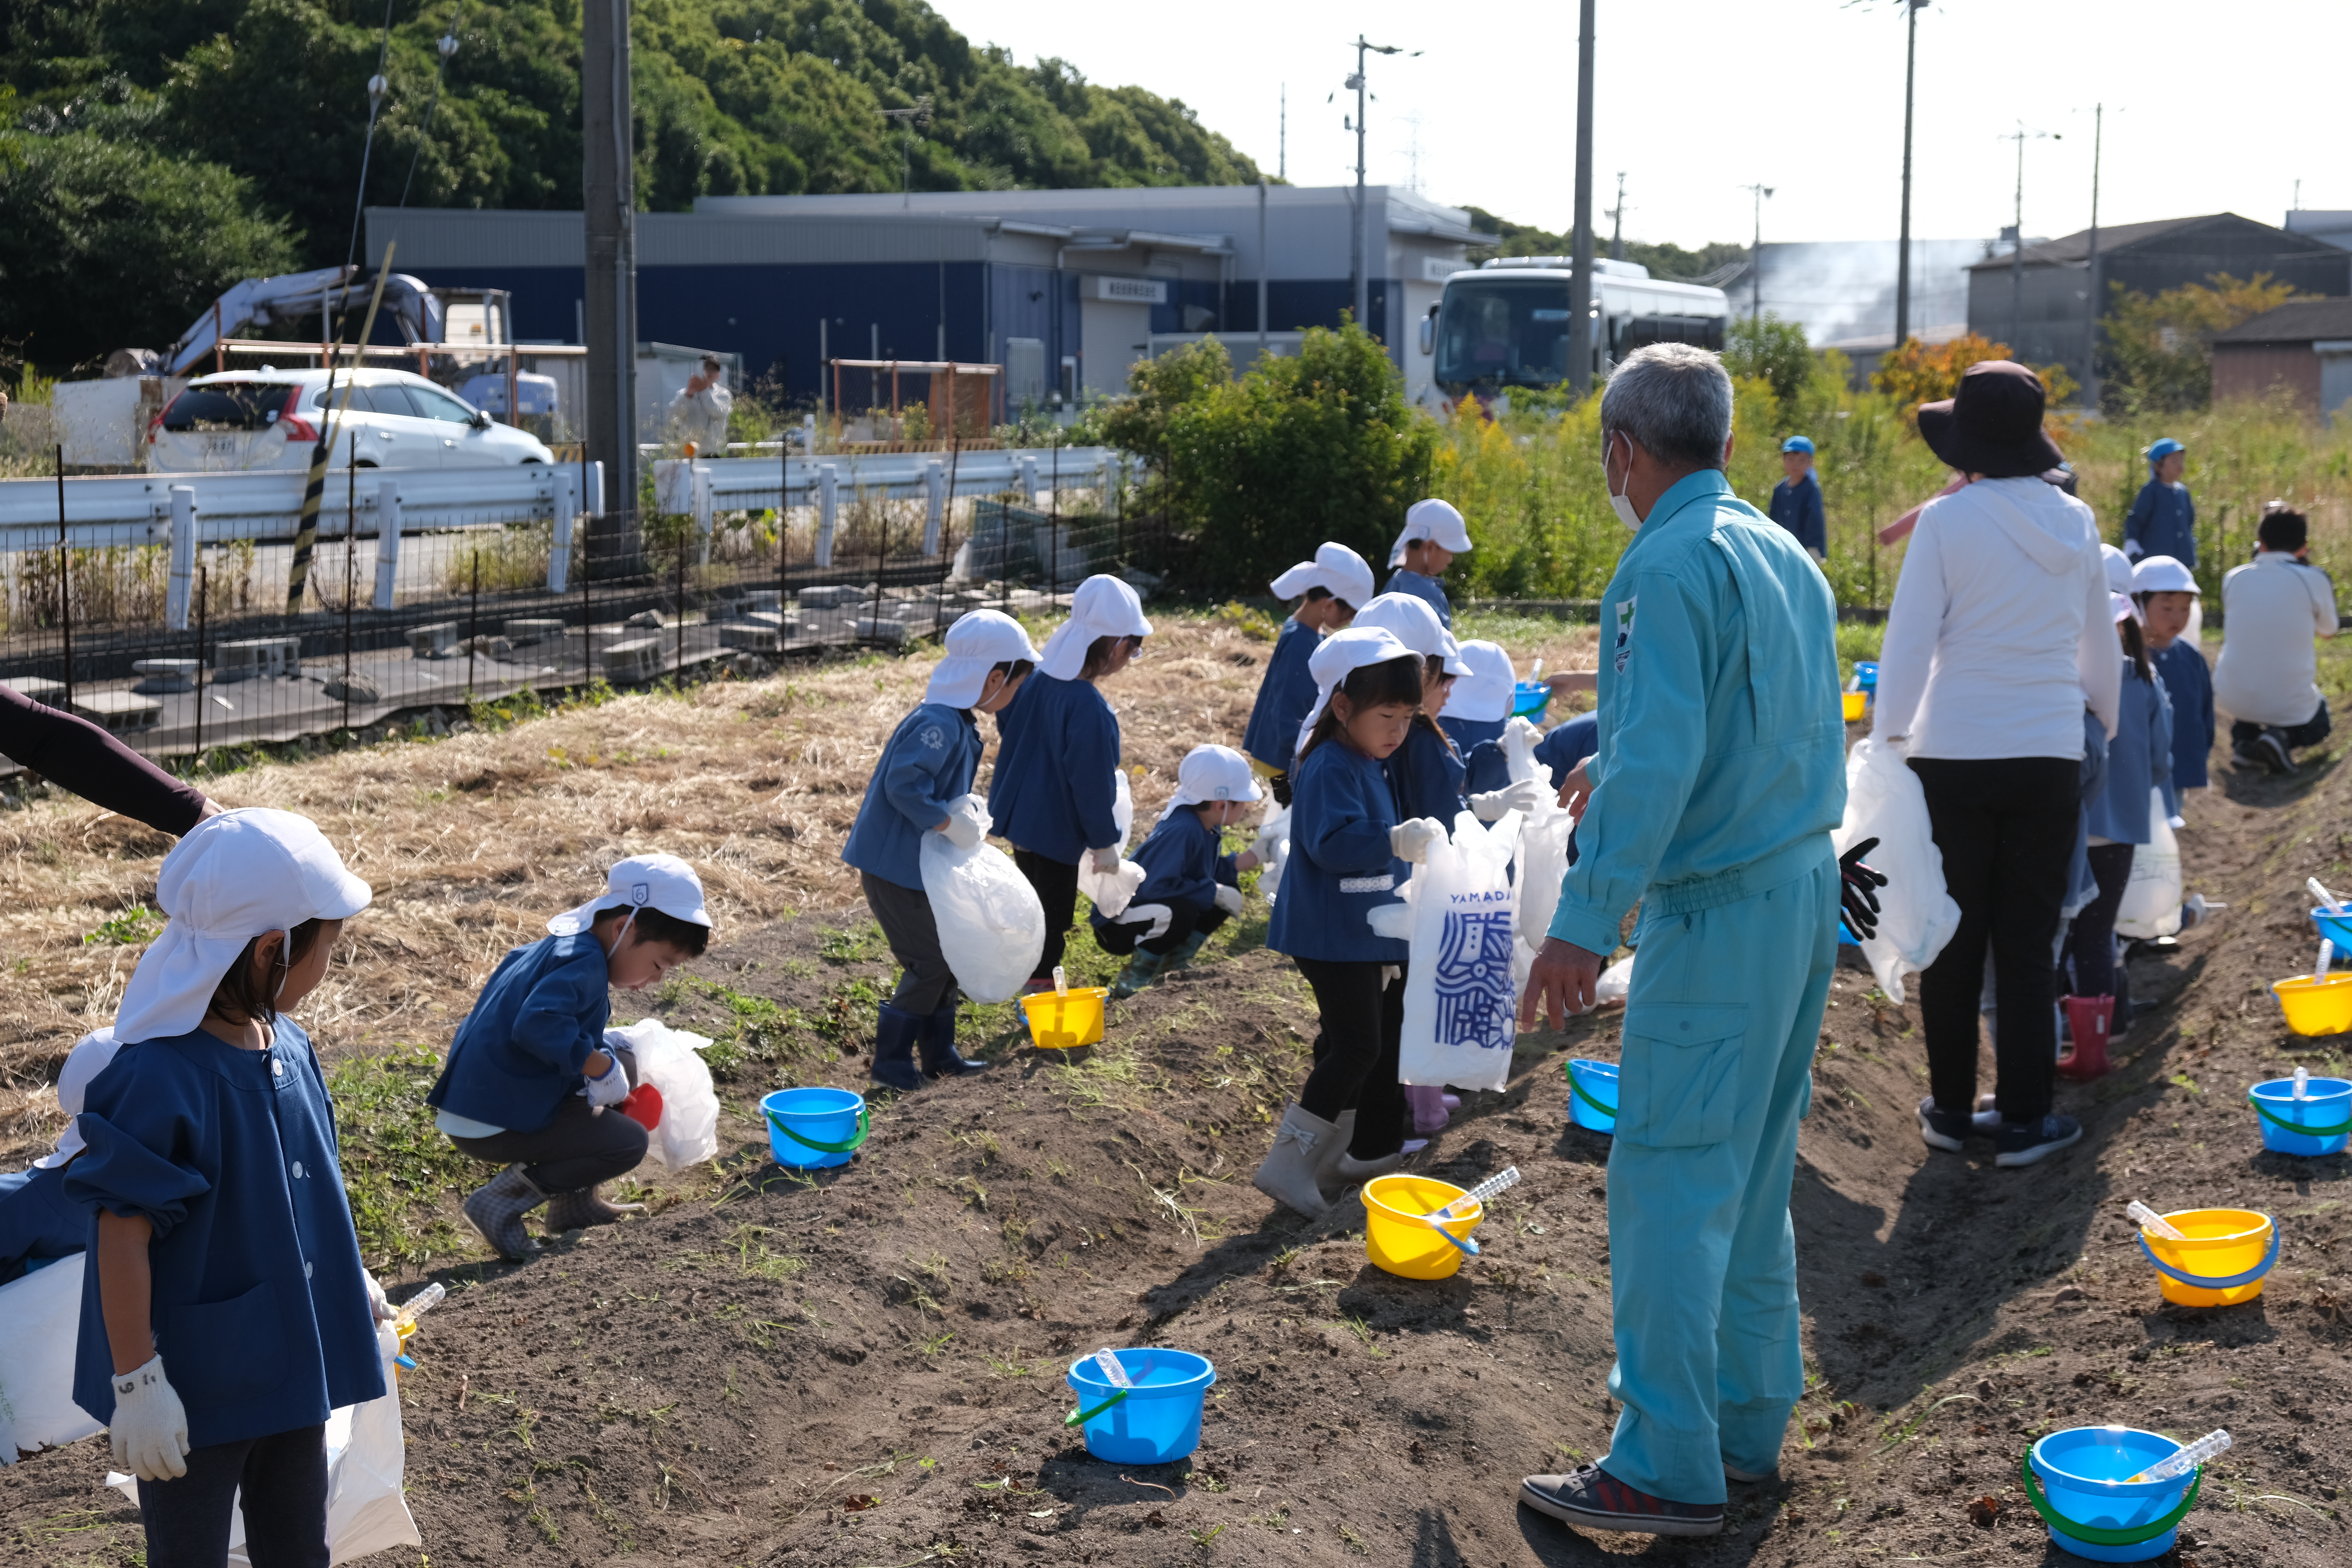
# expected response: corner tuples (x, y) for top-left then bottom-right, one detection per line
(6, 631), (2349, 1568)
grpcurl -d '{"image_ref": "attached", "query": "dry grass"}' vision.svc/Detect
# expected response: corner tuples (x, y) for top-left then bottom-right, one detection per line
(0, 607), (1602, 1167)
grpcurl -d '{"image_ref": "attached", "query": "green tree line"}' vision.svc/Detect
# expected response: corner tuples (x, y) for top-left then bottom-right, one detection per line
(0, 0), (1265, 372)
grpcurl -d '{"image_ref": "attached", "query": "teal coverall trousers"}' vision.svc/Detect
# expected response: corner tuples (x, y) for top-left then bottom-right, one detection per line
(1600, 848), (1836, 1505)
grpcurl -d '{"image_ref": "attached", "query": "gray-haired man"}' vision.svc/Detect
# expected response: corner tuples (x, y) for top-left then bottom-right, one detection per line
(1517, 344), (1852, 1537)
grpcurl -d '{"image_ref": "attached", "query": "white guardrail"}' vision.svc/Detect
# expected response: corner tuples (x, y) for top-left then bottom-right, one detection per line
(0, 447), (1121, 553)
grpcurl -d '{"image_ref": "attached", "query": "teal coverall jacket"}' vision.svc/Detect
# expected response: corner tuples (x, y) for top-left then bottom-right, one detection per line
(1548, 467), (1848, 1505)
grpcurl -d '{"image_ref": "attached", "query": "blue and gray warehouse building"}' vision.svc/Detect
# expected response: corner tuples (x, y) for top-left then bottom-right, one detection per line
(364, 184), (1483, 412)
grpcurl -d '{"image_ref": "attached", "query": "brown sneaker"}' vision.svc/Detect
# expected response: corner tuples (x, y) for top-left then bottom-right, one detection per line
(1519, 1463), (1724, 1537)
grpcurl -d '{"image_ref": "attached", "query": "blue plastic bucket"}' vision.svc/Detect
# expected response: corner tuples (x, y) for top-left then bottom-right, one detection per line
(760, 1087), (869, 1170)
(1064, 1348), (1217, 1464)
(1511, 681), (1551, 721)
(2312, 904), (2352, 954)
(2248, 1076), (2352, 1156)
(2024, 1427), (2200, 1563)
(1853, 660), (1879, 694)
(1566, 1058), (1618, 1134)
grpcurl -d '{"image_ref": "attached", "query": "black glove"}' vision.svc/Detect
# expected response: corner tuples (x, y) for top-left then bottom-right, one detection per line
(1839, 837), (1888, 942)
(1269, 770), (1293, 808)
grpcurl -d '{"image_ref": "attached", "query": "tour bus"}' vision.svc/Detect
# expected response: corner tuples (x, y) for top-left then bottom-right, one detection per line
(1425, 257), (1732, 405)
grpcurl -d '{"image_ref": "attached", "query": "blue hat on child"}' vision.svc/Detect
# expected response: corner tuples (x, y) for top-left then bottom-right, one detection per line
(1781, 436), (1814, 455)
(2145, 437), (2184, 467)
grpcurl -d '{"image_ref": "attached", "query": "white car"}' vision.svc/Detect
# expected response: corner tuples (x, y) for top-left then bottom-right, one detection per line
(147, 368), (554, 472)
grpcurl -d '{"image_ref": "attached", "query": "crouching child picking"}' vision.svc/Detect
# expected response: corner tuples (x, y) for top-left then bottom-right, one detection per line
(431, 854), (712, 1259)
(842, 608), (1038, 1089)
(70, 809), (386, 1566)
(1094, 744), (1266, 999)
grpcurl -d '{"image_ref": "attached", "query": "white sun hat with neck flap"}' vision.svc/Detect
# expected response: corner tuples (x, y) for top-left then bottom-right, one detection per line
(113, 808), (373, 1044)
(1353, 591), (1473, 677)
(1387, 497), (1473, 568)
(1268, 542), (1376, 608)
(548, 853), (713, 940)
(1439, 639), (1517, 724)
(925, 608), (1040, 709)
(1154, 743), (1266, 825)
(1291, 624), (1418, 760)
(1035, 574), (1154, 681)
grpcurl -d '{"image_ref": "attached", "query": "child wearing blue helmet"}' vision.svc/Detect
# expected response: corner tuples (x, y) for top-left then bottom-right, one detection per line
(2125, 438), (2196, 568)
(1769, 435), (1825, 559)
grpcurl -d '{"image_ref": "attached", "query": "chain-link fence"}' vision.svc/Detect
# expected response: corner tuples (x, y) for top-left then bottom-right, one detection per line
(0, 453), (1165, 773)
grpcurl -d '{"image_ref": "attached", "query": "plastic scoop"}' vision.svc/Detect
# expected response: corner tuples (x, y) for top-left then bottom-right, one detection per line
(2294, 1066), (2310, 1101)
(393, 1282), (446, 1329)
(2309, 877), (2344, 910)
(1413, 1167), (1524, 1259)
(2123, 1428), (2231, 1484)
(2319, 940), (2336, 982)
(1053, 966), (1069, 998)
(2127, 1201), (2187, 1241)
(1064, 1347), (1136, 1427)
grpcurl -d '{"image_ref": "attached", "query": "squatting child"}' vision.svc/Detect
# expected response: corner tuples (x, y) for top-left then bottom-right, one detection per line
(1092, 744), (1265, 999)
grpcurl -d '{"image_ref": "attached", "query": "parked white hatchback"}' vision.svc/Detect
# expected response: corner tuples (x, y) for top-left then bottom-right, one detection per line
(147, 368), (554, 472)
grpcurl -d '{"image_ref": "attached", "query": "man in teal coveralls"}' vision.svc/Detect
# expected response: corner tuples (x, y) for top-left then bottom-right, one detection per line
(1517, 343), (1851, 1537)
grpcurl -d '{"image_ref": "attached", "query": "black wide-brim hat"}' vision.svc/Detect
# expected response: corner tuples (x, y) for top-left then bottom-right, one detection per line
(1916, 360), (2066, 479)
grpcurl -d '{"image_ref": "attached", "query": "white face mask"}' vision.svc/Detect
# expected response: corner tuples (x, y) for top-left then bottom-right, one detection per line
(1603, 433), (1642, 531)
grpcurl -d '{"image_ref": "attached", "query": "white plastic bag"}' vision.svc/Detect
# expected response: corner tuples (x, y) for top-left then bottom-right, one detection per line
(1502, 718), (1573, 952)
(1595, 952), (1635, 1006)
(2114, 787), (2184, 939)
(0, 1252), (101, 1462)
(1398, 810), (1524, 1093)
(605, 1018), (721, 1171)
(107, 1320), (420, 1565)
(1075, 769), (1147, 918)
(1832, 738), (1961, 1004)
(1255, 803), (1292, 905)
(920, 801), (1047, 1002)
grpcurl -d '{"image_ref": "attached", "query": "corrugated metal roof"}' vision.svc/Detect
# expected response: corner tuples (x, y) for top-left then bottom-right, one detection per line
(368, 208), (1025, 269)
(2210, 296), (2352, 344)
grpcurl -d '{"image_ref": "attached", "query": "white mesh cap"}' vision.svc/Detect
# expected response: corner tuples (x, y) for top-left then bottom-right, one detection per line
(1034, 575), (1154, 681)
(1292, 625), (1419, 760)
(1353, 592), (1472, 676)
(1153, 743), (1265, 825)
(924, 609), (1040, 709)
(1438, 639), (1517, 724)
(548, 853), (713, 937)
(1387, 498), (1473, 567)
(2130, 554), (2198, 595)
(1268, 542), (1376, 608)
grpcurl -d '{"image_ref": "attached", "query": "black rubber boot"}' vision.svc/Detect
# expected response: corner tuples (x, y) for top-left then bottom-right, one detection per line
(917, 1003), (989, 1078)
(870, 1004), (925, 1091)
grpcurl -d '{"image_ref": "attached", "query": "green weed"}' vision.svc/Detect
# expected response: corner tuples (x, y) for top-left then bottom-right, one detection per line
(83, 904), (162, 946)
(328, 1046), (485, 1267)
(819, 921), (886, 963)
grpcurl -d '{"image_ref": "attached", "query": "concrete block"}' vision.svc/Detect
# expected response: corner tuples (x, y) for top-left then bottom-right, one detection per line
(216, 637), (301, 681)
(738, 590), (783, 616)
(130, 659), (201, 694)
(797, 584), (864, 608)
(407, 622), (460, 659)
(505, 618), (566, 646)
(855, 617), (909, 648)
(600, 636), (666, 683)
(70, 690), (162, 732)
(0, 676), (66, 703)
(720, 623), (783, 653)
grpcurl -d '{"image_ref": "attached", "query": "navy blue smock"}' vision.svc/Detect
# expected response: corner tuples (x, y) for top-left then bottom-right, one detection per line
(427, 933), (611, 1133)
(1266, 738), (1409, 964)
(0, 1164), (88, 1279)
(1383, 569), (1453, 629)
(842, 702), (983, 892)
(988, 672), (1122, 865)
(2085, 662), (2177, 844)
(1241, 619), (1320, 772)
(1385, 720), (1467, 825)
(2125, 479), (2197, 568)
(1461, 713), (1601, 797)
(1438, 715), (1507, 755)
(2150, 638), (2213, 791)
(1768, 471), (1826, 556)
(1089, 808), (1239, 933)
(68, 1020), (384, 1449)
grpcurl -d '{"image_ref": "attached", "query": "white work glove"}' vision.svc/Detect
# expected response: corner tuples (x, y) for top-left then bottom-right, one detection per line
(1122, 903), (1174, 940)
(1089, 847), (1122, 875)
(1251, 823), (1283, 864)
(364, 1272), (397, 1323)
(109, 1355), (191, 1482)
(2122, 538), (2145, 560)
(585, 1055), (629, 1109)
(1213, 883), (1244, 917)
(1468, 778), (1546, 822)
(1389, 818), (1445, 864)
(942, 794), (988, 850)
(1367, 902), (1414, 940)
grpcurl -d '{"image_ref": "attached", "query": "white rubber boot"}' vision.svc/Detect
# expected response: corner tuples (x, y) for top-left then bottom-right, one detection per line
(1252, 1103), (1337, 1218)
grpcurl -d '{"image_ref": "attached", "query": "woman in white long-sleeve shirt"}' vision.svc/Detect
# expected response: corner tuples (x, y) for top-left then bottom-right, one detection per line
(1873, 361), (2120, 1170)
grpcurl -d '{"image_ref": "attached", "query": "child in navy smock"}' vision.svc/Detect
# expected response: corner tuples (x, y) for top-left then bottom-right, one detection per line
(2062, 596), (2176, 1029)
(1436, 637), (1514, 755)
(843, 609), (1037, 1088)
(69, 808), (386, 1563)
(989, 574), (1152, 995)
(0, 1026), (118, 1285)
(1253, 628), (1447, 1218)
(2133, 554), (2213, 796)
(430, 853), (712, 1258)
(1384, 497), (1474, 629)
(1243, 543), (1374, 804)
(1094, 744), (1266, 998)
(1356, 593), (1545, 832)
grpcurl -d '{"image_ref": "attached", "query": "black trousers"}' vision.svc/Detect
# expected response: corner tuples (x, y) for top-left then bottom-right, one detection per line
(1912, 757), (2079, 1125)
(861, 871), (960, 1014)
(2060, 842), (2136, 1000)
(449, 1095), (649, 1192)
(1093, 895), (1228, 958)
(1012, 848), (1082, 980)
(1293, 957), (1408, 1161)
(138, 1423), (328, 1568)
(2231, 695), (2332, 753)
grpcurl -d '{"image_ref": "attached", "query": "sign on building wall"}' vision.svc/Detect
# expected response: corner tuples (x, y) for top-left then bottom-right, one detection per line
(1087, 276), (1168, 304)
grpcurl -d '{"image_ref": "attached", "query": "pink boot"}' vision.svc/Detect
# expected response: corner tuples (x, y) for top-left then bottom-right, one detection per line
(1405, 1084), (1451, 1135)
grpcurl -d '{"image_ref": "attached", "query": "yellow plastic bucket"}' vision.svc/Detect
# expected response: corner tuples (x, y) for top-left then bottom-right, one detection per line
(1841, 691), (1867, 723)
(1362, 1174), (1484, 1281)
(2138, 1208), (2277, 1307)
(1021, 986), (1108, 1050)
(2272, 972), (2352, 1037)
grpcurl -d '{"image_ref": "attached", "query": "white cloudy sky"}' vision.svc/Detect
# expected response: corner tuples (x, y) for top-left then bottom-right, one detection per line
(942, 0), (2339, 247)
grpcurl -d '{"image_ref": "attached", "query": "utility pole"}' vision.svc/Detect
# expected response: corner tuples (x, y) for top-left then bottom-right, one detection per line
(1567, 0), (1596, 395)
(1607, 172), (1628, 261)
(2085, 103), (2102, 411)
(2001, 121), (2060, 354)
(1279, 84), (1286, 181)
(583, 0), (639, 567)
(1346, 38), (1412, 333)
(881, 96), (933, 209)
(1895, 0), (1926, 349)
(1741, 182), (1775, 322)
